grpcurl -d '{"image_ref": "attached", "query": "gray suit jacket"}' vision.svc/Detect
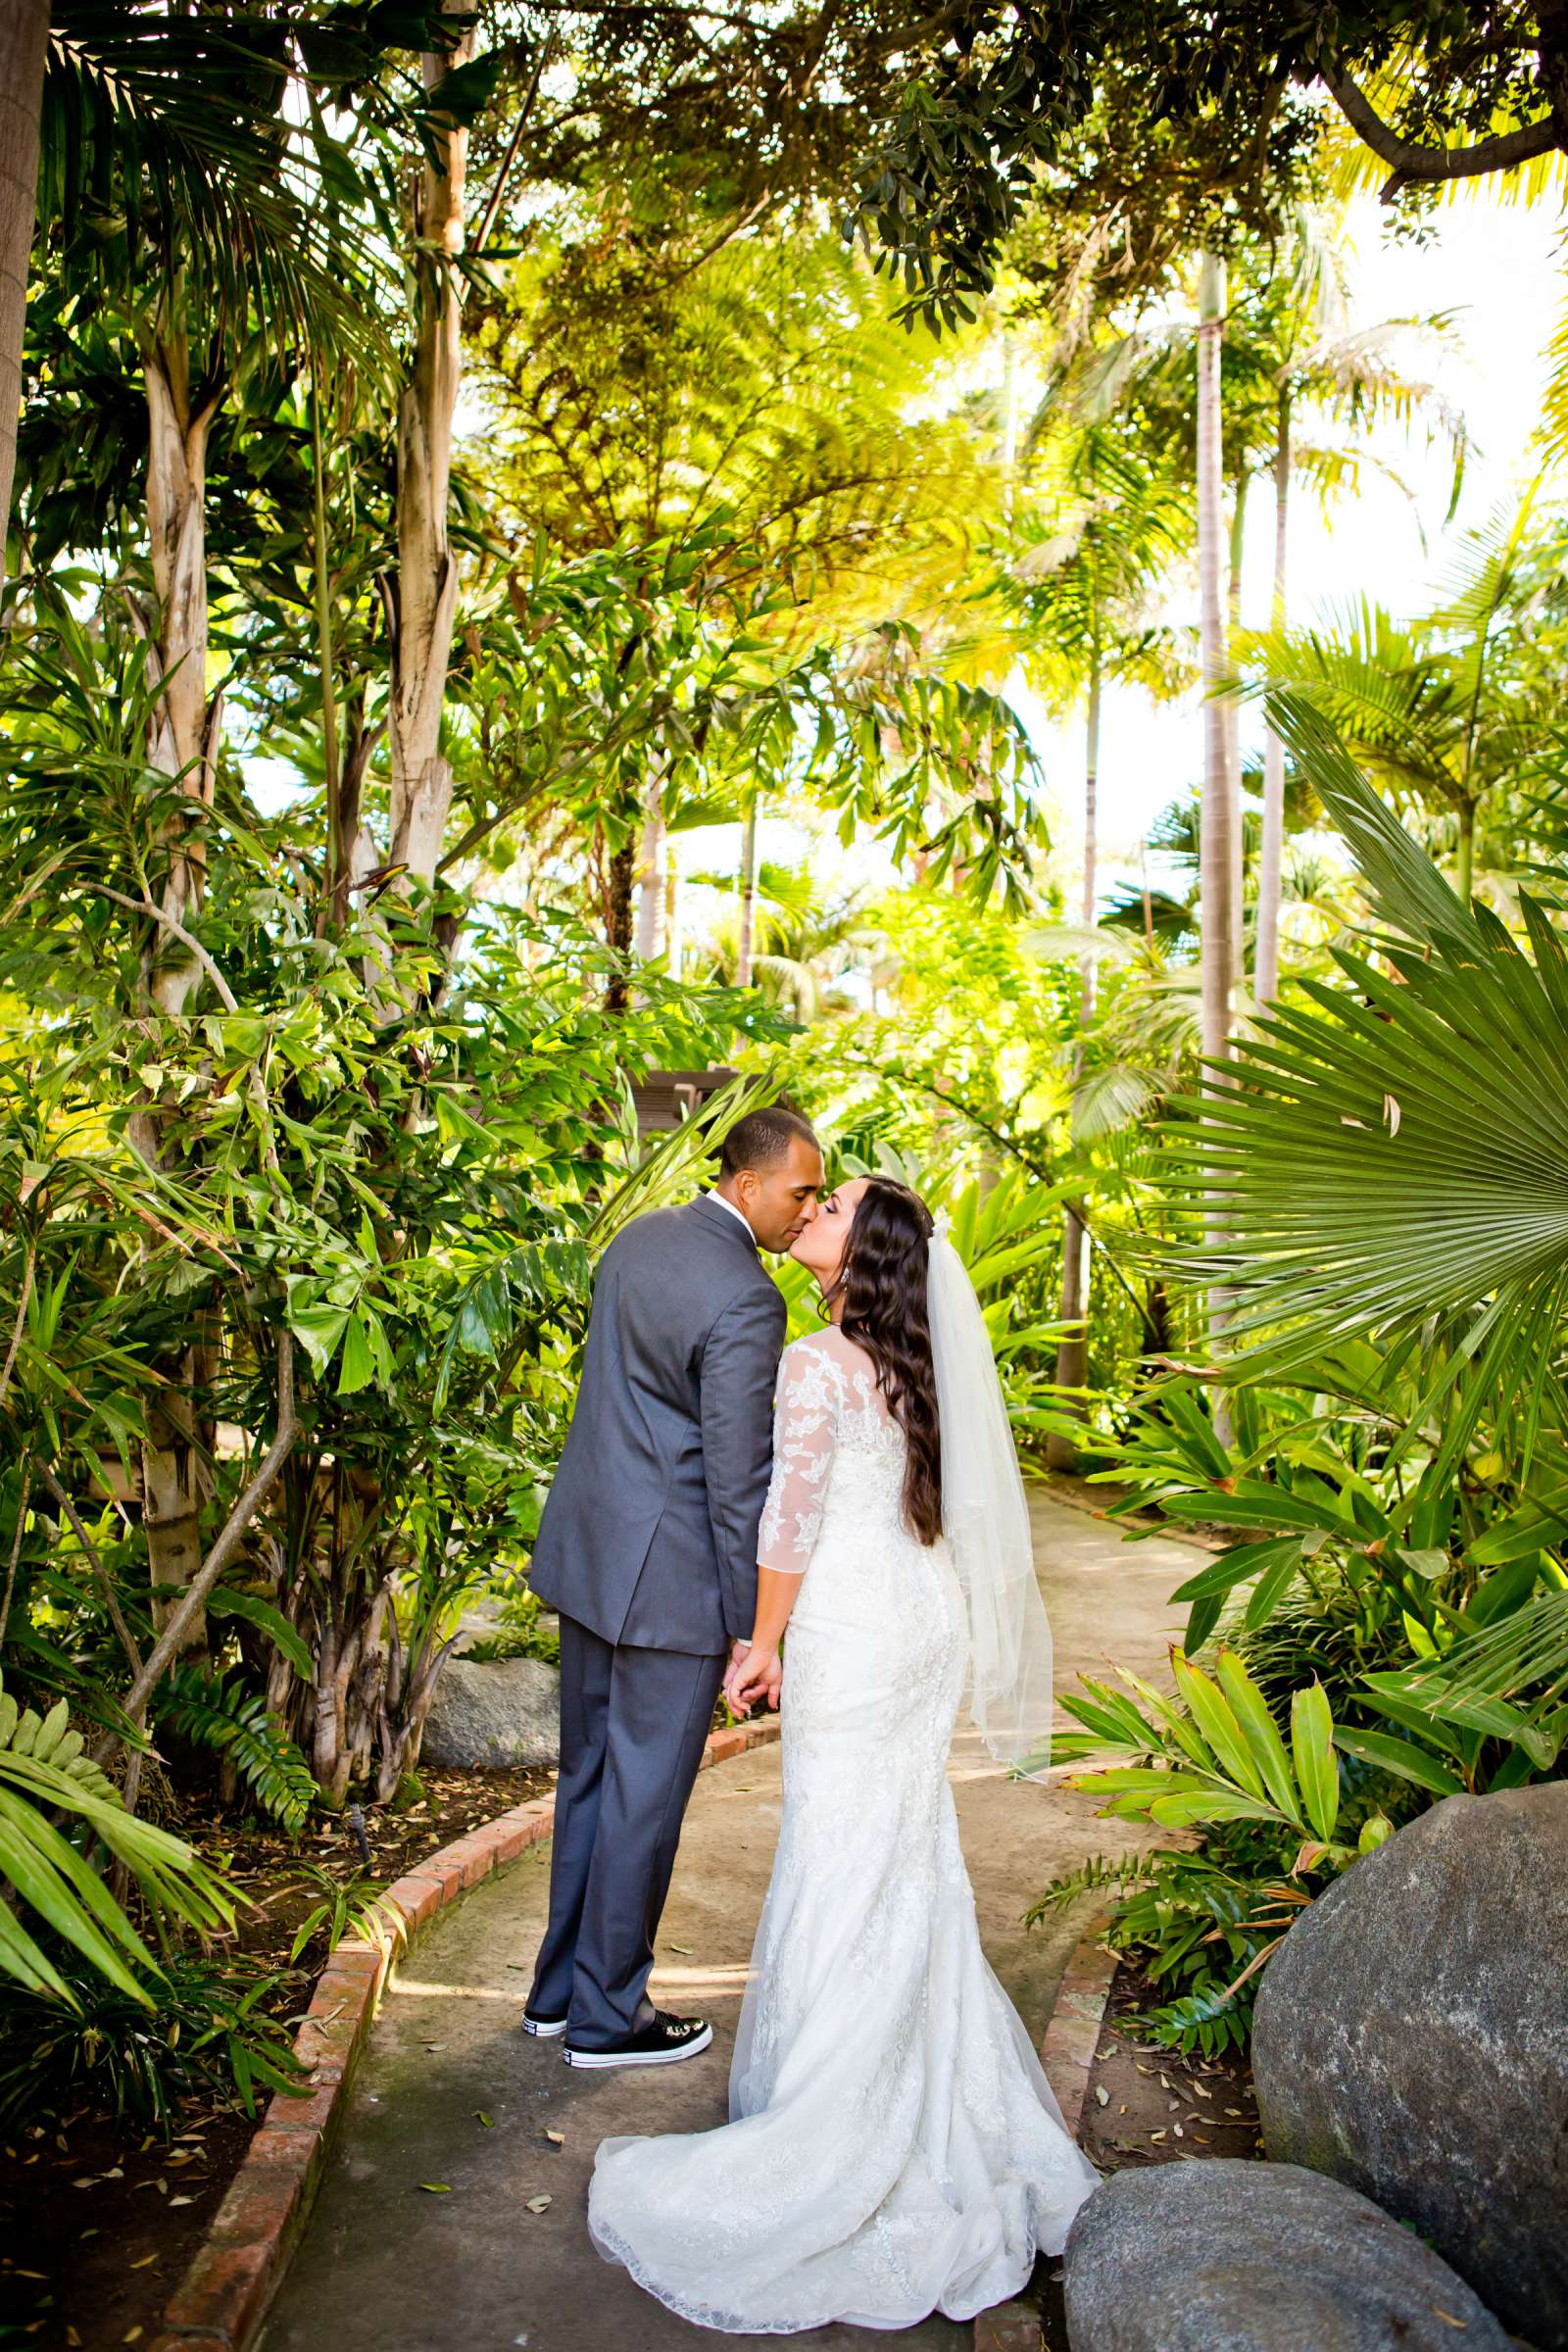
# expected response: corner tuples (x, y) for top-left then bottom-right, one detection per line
(527, 1196), (787, 1652)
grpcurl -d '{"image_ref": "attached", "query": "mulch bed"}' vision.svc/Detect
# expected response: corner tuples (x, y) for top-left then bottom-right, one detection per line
(1032, 1954), (1262, 2352)
(0, 1762), (554, 2352)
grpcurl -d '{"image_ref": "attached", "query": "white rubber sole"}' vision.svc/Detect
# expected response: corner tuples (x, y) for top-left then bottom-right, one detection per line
(521, 2014), (568, 2038)
(563, 2024), (713, 2070)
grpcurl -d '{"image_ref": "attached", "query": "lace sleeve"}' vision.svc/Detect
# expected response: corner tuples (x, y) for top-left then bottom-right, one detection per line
(756, 1342), (840, 1577)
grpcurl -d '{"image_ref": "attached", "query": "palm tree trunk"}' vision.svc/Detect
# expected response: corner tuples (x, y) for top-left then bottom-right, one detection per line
(633, 795), (665, 960)
(1047, 642), (1102, 1472)
(140, 291), (225, 1015)
(737, 797), (760, 987)
(383, 5), (475, 887)
(0, 0), (47, 599)
(1198, 250), (1236, 1415)
(1198, 251), (1235, 1072)
(133, 286), (226, 1647)
(1256, 387), (1291, 1004)
(1080, 639), (1102, 1020)
(1226, 467), (1249, 993)
(664, 838), (682, 978)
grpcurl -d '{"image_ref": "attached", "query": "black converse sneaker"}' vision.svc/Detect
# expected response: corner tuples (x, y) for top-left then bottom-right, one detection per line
(563, 2010), (713, 2069)
(522, 2008), (568, 2038)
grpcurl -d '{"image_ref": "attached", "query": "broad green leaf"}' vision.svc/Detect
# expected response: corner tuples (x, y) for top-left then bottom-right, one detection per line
(1332, 1727), (1465, 1797)
(336, 1313), (376, 1396)
(1170, 1650), (1266, 1801)
(1147, 1789), (1285, 1829)
(208, 1588), (314, 1681)
(1214, 1647), (1301, 1825)
(1290, 1681), (1339, 1843)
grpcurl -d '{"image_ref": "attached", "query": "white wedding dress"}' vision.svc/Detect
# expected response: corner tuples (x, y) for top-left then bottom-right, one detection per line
(587, 1325), (1100, 2333)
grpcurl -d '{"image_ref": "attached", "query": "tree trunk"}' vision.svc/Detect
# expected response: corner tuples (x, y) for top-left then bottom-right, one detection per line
(604, 834), (635, 1011)
(140, 301), (224, 1013)
(1047, 641), (1102, 1472)
(736, 798), (760, 987)
(384, 8), (476, 887)
(633, 796), (665, 960)
(1197, 250), (1235, 1412)
(134, 291), (226, 1646)
(1079, 640), (1102, 1023)
(1226, 466), (1249, 994)
(664, 837), (682, 978)
(0, 0), (47, 599)
(1256, 388), (1291, 1004)
(1197, 251), (1235, 1074)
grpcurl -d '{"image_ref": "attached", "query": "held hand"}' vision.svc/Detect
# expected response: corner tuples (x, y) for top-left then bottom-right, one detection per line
(727, 1641), (782, 1717)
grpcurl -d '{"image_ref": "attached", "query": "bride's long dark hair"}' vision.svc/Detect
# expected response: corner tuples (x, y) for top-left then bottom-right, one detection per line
(834, 1177), (943, 1544)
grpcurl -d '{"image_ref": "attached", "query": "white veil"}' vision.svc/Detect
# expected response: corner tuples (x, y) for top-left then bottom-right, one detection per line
(928, 1226), (1056, 1777)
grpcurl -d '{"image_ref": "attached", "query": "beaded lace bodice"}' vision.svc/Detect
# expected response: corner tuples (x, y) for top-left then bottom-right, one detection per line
(757, 1329), (913, 1576)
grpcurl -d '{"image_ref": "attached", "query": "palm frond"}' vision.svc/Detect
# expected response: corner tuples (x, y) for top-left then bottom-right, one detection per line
(1174, 710), (1568, 1434)
(154, 1666), (316, 1835)
(41, 0), (401, 357)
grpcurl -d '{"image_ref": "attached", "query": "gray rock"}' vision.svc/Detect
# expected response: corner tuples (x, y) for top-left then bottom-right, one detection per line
(418, 1654), (560, 1769)
(1062, 2159), (1511, 2352)
(1251, 1783), (1568, 2350)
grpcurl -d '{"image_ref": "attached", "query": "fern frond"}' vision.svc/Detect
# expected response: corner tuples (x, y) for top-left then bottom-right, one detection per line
(155, 1667), (315, 1835)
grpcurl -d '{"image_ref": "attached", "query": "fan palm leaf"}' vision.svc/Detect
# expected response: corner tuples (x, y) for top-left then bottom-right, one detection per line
(1172, 696), (1568, 1456)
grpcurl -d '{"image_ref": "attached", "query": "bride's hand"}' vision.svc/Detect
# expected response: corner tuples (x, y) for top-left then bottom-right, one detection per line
(727, 1642), (782, 1716)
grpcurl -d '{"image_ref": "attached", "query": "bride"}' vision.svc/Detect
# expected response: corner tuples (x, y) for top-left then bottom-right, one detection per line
(587, 1173), (1101, 2332)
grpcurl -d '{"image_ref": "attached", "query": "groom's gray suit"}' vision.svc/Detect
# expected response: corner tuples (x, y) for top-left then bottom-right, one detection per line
(526, 1194), (786, 2047)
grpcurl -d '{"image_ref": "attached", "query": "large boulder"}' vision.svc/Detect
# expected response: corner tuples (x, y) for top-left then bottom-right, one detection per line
(419, 1655), (560, 1770)
(1062, 2159), (1511, 2352)
(1251, 1782), (1568, 2350)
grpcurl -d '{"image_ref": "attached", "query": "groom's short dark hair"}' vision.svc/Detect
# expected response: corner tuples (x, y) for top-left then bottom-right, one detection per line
(719, 1103), (819, 1177)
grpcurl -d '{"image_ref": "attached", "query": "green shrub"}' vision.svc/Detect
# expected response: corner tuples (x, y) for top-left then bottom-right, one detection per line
(0, 1947), (309, 2132)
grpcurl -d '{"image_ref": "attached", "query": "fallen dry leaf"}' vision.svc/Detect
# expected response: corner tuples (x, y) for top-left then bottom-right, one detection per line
(526, 2195), (552, 2214)
(545, 2131), (564, 2147)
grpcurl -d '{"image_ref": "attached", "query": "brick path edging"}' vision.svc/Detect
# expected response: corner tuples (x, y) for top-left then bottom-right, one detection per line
(973, 1904), (1119, 2352)
(152, 1713), (783, 2352)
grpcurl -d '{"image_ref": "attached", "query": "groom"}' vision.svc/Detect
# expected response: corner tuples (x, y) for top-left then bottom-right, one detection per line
(524, 1103), (824, 2067)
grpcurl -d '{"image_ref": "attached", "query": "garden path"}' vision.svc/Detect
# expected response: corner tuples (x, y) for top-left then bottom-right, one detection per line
(260, 1493), (1199, 2352)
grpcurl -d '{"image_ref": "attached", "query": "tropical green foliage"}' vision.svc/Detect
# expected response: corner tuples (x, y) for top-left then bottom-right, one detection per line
(0, 1946), (308, 2130)
(7, 0), (1568, 2183)
(0, 1671), (235, 2006)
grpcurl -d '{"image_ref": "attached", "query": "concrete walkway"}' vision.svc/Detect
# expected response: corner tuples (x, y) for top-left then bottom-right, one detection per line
(262, 1494), (1197, 2352)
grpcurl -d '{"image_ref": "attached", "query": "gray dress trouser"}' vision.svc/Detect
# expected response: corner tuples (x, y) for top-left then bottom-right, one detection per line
(529, 1612), (727, 2046)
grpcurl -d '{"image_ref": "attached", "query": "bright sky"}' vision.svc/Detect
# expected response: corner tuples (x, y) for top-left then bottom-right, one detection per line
(1025, 188), (1568, 906)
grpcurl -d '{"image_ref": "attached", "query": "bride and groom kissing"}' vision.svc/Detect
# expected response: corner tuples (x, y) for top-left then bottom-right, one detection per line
(523, 1102), (1100, 2334)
